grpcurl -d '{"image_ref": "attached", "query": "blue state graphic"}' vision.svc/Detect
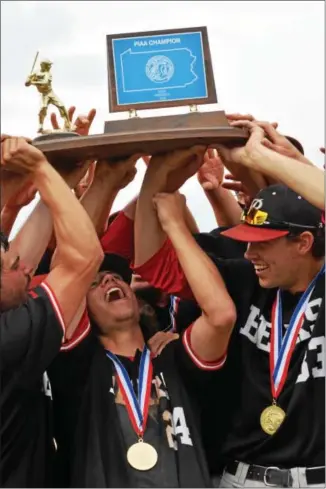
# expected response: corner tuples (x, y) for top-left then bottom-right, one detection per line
(112, 31), (208, 106)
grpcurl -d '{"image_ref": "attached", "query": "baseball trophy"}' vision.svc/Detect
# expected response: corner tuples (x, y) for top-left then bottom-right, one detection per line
(32, 27), (248, 165)
(25, 52), (80, 148)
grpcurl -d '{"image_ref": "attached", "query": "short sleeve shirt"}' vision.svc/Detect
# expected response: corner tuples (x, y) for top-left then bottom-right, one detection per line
(0, 284), (65, 487)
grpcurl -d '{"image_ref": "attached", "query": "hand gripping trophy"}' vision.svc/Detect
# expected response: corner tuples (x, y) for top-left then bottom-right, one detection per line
(25, 52), (72, 134)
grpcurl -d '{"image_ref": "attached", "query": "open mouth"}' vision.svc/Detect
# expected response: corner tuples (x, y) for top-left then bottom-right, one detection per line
(105, 287), (126, 303)
(254, 264), (269, 275)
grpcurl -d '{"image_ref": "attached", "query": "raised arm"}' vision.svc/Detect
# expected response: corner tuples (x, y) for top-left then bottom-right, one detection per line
(80, 156), (138, 236)
(152, 192), (236, 362)
(1, 137), (103, 327)
(7, 159), (92, 276)
(197, 149), (242, 226)
(218, 121), (325, 210)
(134, 146), (206, 267)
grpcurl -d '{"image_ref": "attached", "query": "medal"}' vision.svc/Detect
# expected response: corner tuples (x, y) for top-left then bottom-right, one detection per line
(127, 439), (158, 471)
(106, 347), (158, 470)
(261, 265), (325, 435)
(260, 402), (286, 435)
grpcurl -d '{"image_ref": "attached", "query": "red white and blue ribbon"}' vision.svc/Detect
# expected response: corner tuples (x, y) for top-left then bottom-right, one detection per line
(106, 347), (153, 437)
(270, 264), (325, 400)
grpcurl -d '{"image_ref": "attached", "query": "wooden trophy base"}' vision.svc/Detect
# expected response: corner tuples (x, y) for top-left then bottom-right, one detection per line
(33, 131), (80, 143)
(33, 111), (248, 165)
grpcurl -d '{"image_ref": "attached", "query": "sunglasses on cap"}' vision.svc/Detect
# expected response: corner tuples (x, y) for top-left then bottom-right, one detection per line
(241, 207), (320, 232)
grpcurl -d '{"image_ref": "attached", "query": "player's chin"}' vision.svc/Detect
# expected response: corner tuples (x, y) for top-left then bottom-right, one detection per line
(109, 301), (136, 317)
(257, 276), (275, 289)
(2, 290), (28, 310)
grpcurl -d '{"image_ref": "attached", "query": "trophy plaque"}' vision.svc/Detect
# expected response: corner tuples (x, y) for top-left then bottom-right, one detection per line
(33, 27), (248, 165)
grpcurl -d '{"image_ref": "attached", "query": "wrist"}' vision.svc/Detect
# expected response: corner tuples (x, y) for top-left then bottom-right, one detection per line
(162, 218), (189, 237)
(203, 184), (222, 196)
(298, 155), (314, 166)
(241, 145), (265, 169)
(142, 170), (169, 197)
(32, 157), (51, 176)
(145, 161), (168, 181)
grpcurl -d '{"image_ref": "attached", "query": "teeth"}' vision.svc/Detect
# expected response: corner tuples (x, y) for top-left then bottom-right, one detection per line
(105, 287), (124, 302)
(254, 265), (268, 272)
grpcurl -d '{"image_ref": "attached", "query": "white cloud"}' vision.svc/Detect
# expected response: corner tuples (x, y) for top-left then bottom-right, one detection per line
(1, 0), (324, 236)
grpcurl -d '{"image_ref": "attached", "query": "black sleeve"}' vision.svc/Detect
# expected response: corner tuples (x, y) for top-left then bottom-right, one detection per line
(194, 228), (247, 260)
(208, 256), (257, 306)
(166, 328), (228, 393)
(0, 284), (65, 382)
(48, 332), (96, 396)
(173, 298), (201, 333)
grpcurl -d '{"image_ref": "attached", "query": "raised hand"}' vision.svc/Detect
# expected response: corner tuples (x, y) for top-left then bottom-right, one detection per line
(226, 112), (278, 129)
(148, 330), (180, 357)
(5, 180), (37, 209)
(1, 137), (47, 174)
(50, 106), (96, 136)
(151, 145), (206, 193)
(256, 122), (306, 161)
(217, 120), (266, 165)
(94, 154), (141, 191)
(222, 174), (252, 207)
(74, 161), (97, 199)
(197, 148), (224, 190)
(152, 192), (187, 233)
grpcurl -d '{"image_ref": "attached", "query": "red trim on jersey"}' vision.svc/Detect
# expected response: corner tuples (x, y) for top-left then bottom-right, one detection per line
(29, 274), (47, 290)
(100, 211), (134, 262)
(182, 324), (227, 370)
(40, 281), (66, 336)
(171, 296), (181, 332)
(132, 239), (194, 300)
(60, 307), (91, 351)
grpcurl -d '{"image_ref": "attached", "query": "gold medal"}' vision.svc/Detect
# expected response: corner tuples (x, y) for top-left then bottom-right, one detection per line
(260, 404), (286, 435)
(127, 439), (158, 471)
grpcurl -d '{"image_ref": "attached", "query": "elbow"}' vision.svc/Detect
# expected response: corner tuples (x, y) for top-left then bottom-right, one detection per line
(207, 302), (237, 332)
(91, 242), (104, 270)
(70, 241), (104, 274)
(94, 244), (104, 269)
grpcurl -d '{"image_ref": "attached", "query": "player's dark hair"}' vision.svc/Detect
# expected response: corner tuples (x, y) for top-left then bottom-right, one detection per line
(286, 229), (325, 259)
(0, 232), (9, 275)
(0, 232), (9, 252)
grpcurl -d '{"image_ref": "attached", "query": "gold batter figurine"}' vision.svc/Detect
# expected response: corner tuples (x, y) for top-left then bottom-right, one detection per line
(25, 52), (71, 134)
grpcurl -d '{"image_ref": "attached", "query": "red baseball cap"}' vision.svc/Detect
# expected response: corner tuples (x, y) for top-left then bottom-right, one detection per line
(221, 225), (289, 242)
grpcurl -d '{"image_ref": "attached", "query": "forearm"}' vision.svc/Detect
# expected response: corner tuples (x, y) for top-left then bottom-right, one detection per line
(0, 175), (28, 211)
(183, 203), (200, 233)
(222, 161), (267, 197)
(244, 147), (325, 209)
(135, 166), (168, 266)
(9, 200), (53, 272)
(1, 206), (21, 236)
(204, 187), (242, 227)
(166, 221), (233, 318)
(123, 196), (138, 221)
(33, 162), (102, 268)
(80, 178), (118, 236)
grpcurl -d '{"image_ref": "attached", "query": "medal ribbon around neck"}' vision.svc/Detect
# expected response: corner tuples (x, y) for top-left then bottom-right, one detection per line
(270, 264), (325, 400)
(106, 347), (153, 437)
